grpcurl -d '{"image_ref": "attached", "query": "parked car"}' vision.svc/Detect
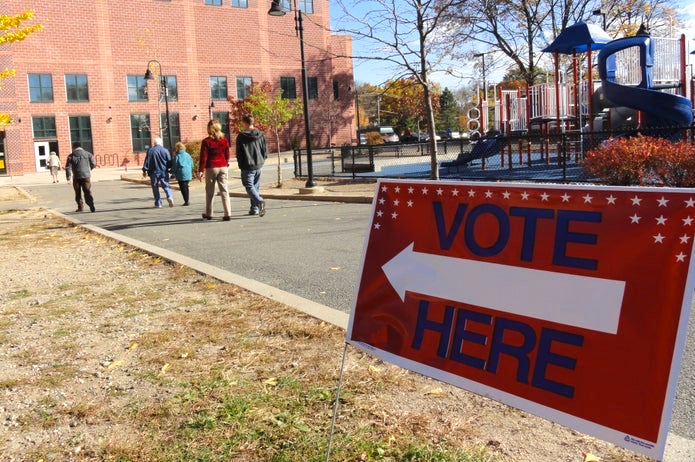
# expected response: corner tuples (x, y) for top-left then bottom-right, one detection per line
(358, 126), (400, 144)
(379, 126), (400, 143)
(401, 131), (429, 143)
(437, 130), (462, 140)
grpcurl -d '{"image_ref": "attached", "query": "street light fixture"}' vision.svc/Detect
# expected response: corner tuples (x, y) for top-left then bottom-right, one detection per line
(208, 99), (215, 121)
(268, 0), (317, 188)
(592, 9), (606, 30)
(144, 60), (173, 152)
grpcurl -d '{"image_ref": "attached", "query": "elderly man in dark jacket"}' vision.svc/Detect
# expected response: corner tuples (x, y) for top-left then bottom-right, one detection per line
(65, 142), (97, 212)
(235, 115), (267, 217)
(142, 137), (174, 208)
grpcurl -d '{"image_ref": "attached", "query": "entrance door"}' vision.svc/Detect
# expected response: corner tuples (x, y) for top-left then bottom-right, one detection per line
(0, 131), (6, 175)
(34, 141), (50, 171)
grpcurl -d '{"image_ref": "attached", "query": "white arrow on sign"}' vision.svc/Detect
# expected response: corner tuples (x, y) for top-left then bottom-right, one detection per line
(382, 243), (625, 334)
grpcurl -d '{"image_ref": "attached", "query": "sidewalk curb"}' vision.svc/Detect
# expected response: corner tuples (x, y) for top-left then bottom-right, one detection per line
(120, 175), (374, 204)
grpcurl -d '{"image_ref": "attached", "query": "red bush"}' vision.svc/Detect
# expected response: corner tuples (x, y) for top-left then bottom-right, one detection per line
(583, 135), (695, 186)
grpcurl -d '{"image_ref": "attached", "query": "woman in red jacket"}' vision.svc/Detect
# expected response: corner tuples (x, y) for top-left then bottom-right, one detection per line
(198, 119), (231, 221)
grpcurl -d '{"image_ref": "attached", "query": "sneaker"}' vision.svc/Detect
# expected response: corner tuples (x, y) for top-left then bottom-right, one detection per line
(222, 216), (231, 221)
(167, 197), (174, 207)
(89, 205), (96, 213)
(201, 214), (212, 220)
(183, 202), (190, 206)
(75, 208), (83, 212)
(259, 200), (266, 217)
(248, 209), (259, 216)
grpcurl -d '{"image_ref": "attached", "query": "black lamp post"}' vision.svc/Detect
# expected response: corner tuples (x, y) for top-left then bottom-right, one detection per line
(208, 99), (215, 120)
(473, 52), (487, 134)
(144, 59), (173, 152)
(268, 0), (317, 188)
(592, 9), (606, 30)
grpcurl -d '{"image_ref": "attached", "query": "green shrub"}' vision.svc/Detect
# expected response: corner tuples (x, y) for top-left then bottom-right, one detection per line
(583, 135), (695, 186)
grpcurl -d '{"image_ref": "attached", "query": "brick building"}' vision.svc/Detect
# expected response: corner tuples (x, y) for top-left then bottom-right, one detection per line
(0, 0), (354, 176)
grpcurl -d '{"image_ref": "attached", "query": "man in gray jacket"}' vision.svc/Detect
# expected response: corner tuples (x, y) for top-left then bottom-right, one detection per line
(235, 115), (267, 216)
(65, 142), (97, 212)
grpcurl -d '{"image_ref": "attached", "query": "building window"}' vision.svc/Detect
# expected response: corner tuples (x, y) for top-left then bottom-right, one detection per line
(69, 116), (93, 154)
(130, 114), (151, 152)
(280, 77), (297, 99)
(161, 75), (178, 102)
(32, 116), (57, 138)
(65, 74), (89, 102)
(212, 111), (230, 140)
(298, 0), (313, 13)
(28, 74), (54, 102)
(231, 0), (248, 6)
(205, 0), (222, 5)
(307, 77), (318, 99)
(128, 75), (148, 102)
(160, 112), (181, 151)
(333, 80), (340, 100)
(279, 0), (311, 12)
(280, 77), (296, 99)
(236, 76), (252, 100)
(210, 76), (227, 100)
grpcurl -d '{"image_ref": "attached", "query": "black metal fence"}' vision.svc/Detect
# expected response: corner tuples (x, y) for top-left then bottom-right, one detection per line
(292, 126), (695, 183)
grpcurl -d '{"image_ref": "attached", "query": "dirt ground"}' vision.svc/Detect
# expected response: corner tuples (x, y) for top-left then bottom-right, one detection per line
(0, 187), (651, 461)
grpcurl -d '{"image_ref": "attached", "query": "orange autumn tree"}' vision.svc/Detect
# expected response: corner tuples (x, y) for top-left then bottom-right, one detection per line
(229, 81), (303, 187)
(0, 10), (42, 127)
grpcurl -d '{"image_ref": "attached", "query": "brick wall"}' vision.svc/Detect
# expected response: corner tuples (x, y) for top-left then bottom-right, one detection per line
(2, 0), (354, 175)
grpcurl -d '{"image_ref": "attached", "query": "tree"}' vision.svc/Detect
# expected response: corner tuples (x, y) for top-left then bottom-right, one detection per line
(440, 0), (684, 87)
(0, 10), (42, 127)
(334, 0), (465, 179)
(229, 82), (303, 187)
(377, 77), (441, 133)
(436, 88), (459, 131)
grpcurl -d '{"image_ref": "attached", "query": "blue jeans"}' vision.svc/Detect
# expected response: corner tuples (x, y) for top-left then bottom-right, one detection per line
(241, 168), (263, 212)
(149, 172), (173, 207)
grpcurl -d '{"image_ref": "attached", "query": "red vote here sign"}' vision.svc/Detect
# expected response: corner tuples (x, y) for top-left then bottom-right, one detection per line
(347, 179), (695, 459)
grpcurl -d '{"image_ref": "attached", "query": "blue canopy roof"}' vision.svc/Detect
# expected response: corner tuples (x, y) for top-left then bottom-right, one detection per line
(543, 21), (613, 54)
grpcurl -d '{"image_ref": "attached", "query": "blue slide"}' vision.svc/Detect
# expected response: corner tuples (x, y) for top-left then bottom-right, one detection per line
(597, 35), (693, 136)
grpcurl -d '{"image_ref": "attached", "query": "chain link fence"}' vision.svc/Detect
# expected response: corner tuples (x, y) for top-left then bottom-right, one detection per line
(292, 126), (694, 183)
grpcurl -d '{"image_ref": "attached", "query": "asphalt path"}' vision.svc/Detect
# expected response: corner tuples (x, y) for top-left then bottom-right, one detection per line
(22, 179), (369, 313)
(15, 176), (695, 458)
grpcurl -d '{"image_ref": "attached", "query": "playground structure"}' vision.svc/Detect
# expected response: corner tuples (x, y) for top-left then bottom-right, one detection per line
(310, 23), (695, 182)
(474, 27), (693, 144)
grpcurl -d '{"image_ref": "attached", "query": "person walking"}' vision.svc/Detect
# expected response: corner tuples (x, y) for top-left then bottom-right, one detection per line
(142, 137), (174, 208)
(235, 114), (267, 217)
(65, 142), (96, 212)
(48, 151), (61, 183)
(172, 141), (193, 206)
(198, 119), (231, 221)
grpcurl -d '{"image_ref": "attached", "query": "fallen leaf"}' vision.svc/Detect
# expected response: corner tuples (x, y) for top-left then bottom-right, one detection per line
(330, 267), (341, 271)
(369, 365), (381, 373)
(107, 360), (123, 370)
(160, 363), (170, 374)
(424, 387), (445, 396)
(180, 352), (189, 359)
(263, 377), (278, 386)
(206, 284), (216, 289)
(127, 343), (138, 350)
(584, 454), (600, 462)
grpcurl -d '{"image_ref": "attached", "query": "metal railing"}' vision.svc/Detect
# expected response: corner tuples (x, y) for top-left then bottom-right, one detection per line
(291, 126), (694, 183)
